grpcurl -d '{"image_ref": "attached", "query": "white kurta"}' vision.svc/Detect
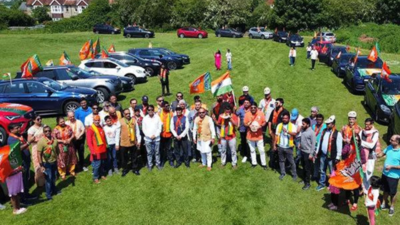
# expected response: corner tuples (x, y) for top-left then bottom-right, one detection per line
(193, 116), (216, 153)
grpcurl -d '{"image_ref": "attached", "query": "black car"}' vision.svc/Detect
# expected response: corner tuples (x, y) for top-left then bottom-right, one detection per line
(273, 31), (288, 43)
(331, 53), (355, 77)
(156, 48), (190, 65)
(344, 56), (383, 93)
(128, 48), (185, 70)
(364, 74), (400, 123)
(319, 46), (347, 66)
(96, 52), (162, 76)
(215, 28), (243, 38)
(123, 26), (154, 38)
(286, 34), (304, 47)
(93, 24), (121, 34)
(388, 100), (400, 138)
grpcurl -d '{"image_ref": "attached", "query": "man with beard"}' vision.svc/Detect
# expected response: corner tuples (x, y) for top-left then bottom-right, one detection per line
(259, 87), (275, 141)
(110, 95), (123, 114)
(238, 86), (254, 106)
(159, 101), (174, 167)
(189, 101), (203, 162)
(309, 106), (319, 127)
(119, 109), (141, 176)
(85, 103), (100, 128)
(193, 107), (216, 171)
(342, 111), (362, 152)
(171, 92), (184, 112)
(236, 98), (251, 163)
(299, 118), (316, 190)
(155, 96), (164, 114)
(311, 114), (326, 181)
(74, 99), (92, 125)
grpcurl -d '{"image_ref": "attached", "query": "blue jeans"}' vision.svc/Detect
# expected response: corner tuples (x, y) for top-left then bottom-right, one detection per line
(44, 162), (57, 199)
(319, 153), (333, 186)
(145, 139), (160, 168)
(227, 60), (232, 70)
(107, 144), (117, 171)
(92, 159), (105, 180)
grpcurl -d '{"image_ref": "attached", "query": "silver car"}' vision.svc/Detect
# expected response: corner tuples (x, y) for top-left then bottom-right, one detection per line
(248, 27), (273, 39)
(322, 32), (336, 43)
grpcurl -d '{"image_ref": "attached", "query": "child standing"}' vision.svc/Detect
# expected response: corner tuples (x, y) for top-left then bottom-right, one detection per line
(365, 176), (381, 225)
(226, 49), (232, 70)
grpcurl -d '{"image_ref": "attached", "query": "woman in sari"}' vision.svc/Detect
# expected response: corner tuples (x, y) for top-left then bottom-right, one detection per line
(53, 116), (77, 180)
(214, 50), (222, 70)
(27, 114), (45, 187)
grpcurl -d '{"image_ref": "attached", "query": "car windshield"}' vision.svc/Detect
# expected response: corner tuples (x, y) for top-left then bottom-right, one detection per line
(68, 67), (92, 78)
(355, 58), (383, 68)
(382, 79), (400, 95)
(159, 49), (176, 55)
(41, 79), (67, 91)
(325, 33), (334, 36)
(290, 35), (302, 40)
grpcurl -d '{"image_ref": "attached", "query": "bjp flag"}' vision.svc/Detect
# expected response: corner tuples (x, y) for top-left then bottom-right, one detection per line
(0, 142), (22, 182)
(108, 44), (116, 53)
(367, 46), (378, 62)
(20, 54), (43, 78)
(189, 72), (211, 94)
(79, 40), (92, 60)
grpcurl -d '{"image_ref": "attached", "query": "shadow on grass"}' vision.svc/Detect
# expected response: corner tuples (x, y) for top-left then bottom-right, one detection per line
(57, 176), (76, 191)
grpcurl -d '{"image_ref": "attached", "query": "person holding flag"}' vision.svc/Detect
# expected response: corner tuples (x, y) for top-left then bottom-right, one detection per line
(360, 118), (381, 186)
(87, 115), (108, 183)
(218, 106), (239, 169)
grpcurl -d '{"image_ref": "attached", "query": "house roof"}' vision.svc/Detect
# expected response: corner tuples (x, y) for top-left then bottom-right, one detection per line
(26, 0), (92, 6)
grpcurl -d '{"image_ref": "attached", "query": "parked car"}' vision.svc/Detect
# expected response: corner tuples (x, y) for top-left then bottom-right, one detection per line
(388, 100), (400, 138)
(248, 27), (273, 39)
(215, 28), (243, 38)
(286, 34), (304, 47)
(93, 24), (120, 34)
(319, 46), (347, 66)
(273, 31), (288, 43)
(0, 78), (97, 116)
(79, 58), (147, 84)
(320, 32), (336, 43)
(95, 52), (162, 76)
(331, 53), (355, 77)
(364, 75), (400, 123)
(0, 103), (34, 146)
(123, 26), (154, 38)
(156, 48), (190, 65)
(177, 27), (208, 38)
(344, 56), (383, 93)
(87, 70), (135, 93)
(128, 48), (184, 70)
(16, 66), (128, 103)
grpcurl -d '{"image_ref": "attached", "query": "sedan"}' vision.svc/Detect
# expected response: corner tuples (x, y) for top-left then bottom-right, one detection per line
(331, 53), (355, 77)
(123, 26), (154, 38)
(0, 78), (97, 115)
(286, 34), (304, 47)
(364, 75), (400, 123)
(248, 27), (273, 39)
(273, 31), (288, 43)
(388, 100), (400, 138)
(128, 48), (184, 70)
(93, 24), (120, 34)
(215, 28), (243, 38)
(177, 27), (208, 39)
(344, 56), (383, 93)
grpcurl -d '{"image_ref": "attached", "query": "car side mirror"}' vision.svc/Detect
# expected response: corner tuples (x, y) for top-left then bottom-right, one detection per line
(71, 75), (79, 80)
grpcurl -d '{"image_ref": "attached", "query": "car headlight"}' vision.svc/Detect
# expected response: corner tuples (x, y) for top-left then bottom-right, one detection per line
(5, 115), (21, 121)
(79, 94), (88, 98)
(380, 104), (391, 113)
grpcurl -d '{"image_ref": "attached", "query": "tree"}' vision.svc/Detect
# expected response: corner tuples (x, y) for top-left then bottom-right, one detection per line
(170, 0), (208, 28)
(376, 0), (400, 24)
(203, 0), (253, 29)
(32, 7), (52, 23)
(248, 0), (272, 27)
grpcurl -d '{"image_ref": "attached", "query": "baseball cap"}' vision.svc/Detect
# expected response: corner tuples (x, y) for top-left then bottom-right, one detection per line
(325, 115), (335, 124)
(242, 86), (249, 92)
(311, 106), (319, 112)
(290, 108), (299, 121)
(348, 111), (357, 118)
(142, 95), (149, 102)
(264, 87), (271, 95)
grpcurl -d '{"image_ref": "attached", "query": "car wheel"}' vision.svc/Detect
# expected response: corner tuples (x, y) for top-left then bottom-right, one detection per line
(0, 126), (7, 147)
(167, 61), (177, 70)
(95, 31), (99, 34)
(126, 74), (137, 84)
(145, 34), (150, 38)
(95, 87), (109, 103)
(261, 35), (265, 39)
(64, 101), (79, 114)
(145, 67), (154, 76)
(179, 34), (185, 38)
(198, 34), (203, 39)
(111, 31), (115, 34)
(126, 34), (132, 38)
(232, 34), (236, 38)
(249, 34), (253, 39)
(217, 34), (221, 37)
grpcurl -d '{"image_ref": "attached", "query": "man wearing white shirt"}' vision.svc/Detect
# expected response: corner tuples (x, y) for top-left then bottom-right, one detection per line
(171, 107), (190, 168)
(259, 87), (275, 142)
(99, 101), (111, 123)
(226, 49), (232, 70)
(142, 105), (163, 170)
(85, 103), (100, 128)
(103, 116), (121, 176)
(193, 107), (216, 171)
(128, 98), (138, 117)
(310, 46), (319, 70)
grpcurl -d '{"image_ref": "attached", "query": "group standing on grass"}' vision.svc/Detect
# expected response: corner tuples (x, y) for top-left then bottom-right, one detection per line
(0, 87), (399, 224)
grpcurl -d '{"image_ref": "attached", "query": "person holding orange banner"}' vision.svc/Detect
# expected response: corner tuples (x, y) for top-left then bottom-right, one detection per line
(87, 115), (107, 184)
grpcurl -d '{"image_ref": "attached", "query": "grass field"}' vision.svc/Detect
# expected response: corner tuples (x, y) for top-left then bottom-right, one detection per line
(0, 32), (400, 224)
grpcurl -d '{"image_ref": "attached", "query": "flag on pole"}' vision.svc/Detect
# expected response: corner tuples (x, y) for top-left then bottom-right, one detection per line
(353, 48), (360, 65)
(375, 42), (381, 57)
(381, 62), (392, 82)
(0, 142), (22, 182)
(336, 51), (342, 59)
(59, 51), (72, 65)
(313, 31), (317, 39)
(45, 60), (54, 66)
(211, 72), (233, 97)
(79, 39), (92, 60)
(101, 47), (109, 58)
(20, 54), (43, 78)
(367, 45), (378, 62)
(108, 44), (116, 53)
(90, 38), (101, 59)
(321, 45), (328, 54)
(189, 72), (211, 94)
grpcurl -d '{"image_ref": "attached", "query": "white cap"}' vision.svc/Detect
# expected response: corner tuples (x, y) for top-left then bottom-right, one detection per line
(325, 115), (335, 124)
(242, 86), (249, 92)
(264, 87), (271, 95)
(348, 111), (357, 118)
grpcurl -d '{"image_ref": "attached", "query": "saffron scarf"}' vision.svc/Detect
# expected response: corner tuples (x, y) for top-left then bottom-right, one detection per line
(91, 124), (104, 146)
(160, 111), (171, 133)
(125, 118), (136, 142)
(272, 107), (283, 125)
(44, 136), (54, 159)
(55, 125), (70, 152)
(327, 127), (336, 158)
(197, 118), (203, 138)
(220, 114), (234, 138)
(175, 115), (184, 133)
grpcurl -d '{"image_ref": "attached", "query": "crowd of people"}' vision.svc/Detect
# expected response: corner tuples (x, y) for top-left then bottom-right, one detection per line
(0, 87), (399, 224)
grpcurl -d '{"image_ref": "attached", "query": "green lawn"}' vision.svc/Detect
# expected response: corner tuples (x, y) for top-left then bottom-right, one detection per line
(0, 32), (399, 224)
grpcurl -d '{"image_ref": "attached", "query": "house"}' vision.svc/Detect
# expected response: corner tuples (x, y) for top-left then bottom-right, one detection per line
(25, 0), (92, 21)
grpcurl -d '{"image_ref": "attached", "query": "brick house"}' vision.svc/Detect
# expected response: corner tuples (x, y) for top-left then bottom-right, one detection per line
(25, 0), (92, 21)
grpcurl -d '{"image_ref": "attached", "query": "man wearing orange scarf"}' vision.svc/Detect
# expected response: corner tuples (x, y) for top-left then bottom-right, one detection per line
(87, 115), (107, 184)
(159, 101), (174, 167)
(341, 111), (361, 152)
(218, 106), (239, 169)
(119, 109), (141, 176)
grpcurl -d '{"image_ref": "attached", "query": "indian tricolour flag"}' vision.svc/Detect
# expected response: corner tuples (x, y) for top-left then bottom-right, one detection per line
(211, 72), (233, 96)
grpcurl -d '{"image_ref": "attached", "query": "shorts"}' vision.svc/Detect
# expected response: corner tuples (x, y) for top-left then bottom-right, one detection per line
(382, 174), (399, 196)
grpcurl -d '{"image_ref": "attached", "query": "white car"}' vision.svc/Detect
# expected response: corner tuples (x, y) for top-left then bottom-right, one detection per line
(321, 32), (336, 43)
(79, 58), (147, 84)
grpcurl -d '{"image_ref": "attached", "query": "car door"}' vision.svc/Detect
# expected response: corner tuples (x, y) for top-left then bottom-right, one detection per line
(26, 81), (58, 113)
(369, 79), (380, 111)
(102, 61), (120, 75)
(188, 28), (197, 37)
(86, 61), (104, 74)
(1, 82), (30, 106)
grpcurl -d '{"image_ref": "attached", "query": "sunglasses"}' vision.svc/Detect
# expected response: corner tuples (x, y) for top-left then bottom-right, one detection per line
(124, 113), (130, 116)
(44, 130), (51, 133)
(36, 118), (42, 121)
(157, 99), (163, 102)
(177, 95), (183, 98)
(199, 112), (206, 114)
(148, 109), (154, 112)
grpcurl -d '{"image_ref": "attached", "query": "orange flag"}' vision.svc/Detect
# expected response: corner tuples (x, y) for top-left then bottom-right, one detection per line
(329, 153), (362, 190)
(189, 72), (211, 94)
(367, 46), (378, 62)
(101, 47), (109, 58)
(79, 40), (92, 60)
(108, 44), (115, 53)
(336, 51), (342, 59)
(381, 62), (392, 82)
(21, 54), (42, 78)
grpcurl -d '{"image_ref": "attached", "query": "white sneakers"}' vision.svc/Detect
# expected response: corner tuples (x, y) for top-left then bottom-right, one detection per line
(13, 207), (27, 215)
(83, 167), (89, 172)
(242, 157), (247, 163)
(0, 203), (6, 210)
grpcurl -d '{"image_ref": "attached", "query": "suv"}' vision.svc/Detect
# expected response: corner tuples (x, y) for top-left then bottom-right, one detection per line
(123, 26), (154, 38)
(215, 28), (243, 38)
(0, 103), (34, 146)
(93, 24), (120, 34)
(79, 58), (147, 84)
(95, 52), (162, 76)
(248, 27), (273, 39)
(156, 48), (190, 65)
(321, 32), (336, 43)
(177, 27), (208, 38)
(16, 66), (126, 103)
(128, 48), (185, 70)
(344, 56), (383, 93)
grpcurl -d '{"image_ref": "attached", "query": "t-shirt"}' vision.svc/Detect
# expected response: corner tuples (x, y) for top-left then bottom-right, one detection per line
(217, 114), (238, 140)
(275, 123), (297, 148)
(259, 98), (275, 123)
(74, 107), (92, 124)
(244, 110), (265, 141)
(103, 123), (121, 145)
(383, 145), (400, 179)
(37, 137), (59, 163)
(291, 115), (304, 138)
(226, 52), (232, 61)
(236, 106), (249, 133)
(310, 50), (319, 60)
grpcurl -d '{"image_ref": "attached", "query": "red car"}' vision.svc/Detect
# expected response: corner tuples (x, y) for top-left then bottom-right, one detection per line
(0, 103), (35, 146)
(177, 27), (208, 39)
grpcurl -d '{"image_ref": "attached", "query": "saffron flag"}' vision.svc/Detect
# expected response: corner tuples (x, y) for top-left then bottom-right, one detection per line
(381, 62), (392, 82)
(108, 44), (115, 53)
(79, 40), (92, 60)
(336, 51), (342, 59)
(367, 46), (378, 62)
(321, 45), (328, 54)
(313, 31), (317, 38)
(91, 38), (101, 59)
(20, 54), (43, 78)
(0, 142), (22, 182)
(101, 47), (109, 58)
(353, 48), (360, 65)
(211, 72), (233, 97)
(59, 51), (72, 65)
(189, 72), (211, 94)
